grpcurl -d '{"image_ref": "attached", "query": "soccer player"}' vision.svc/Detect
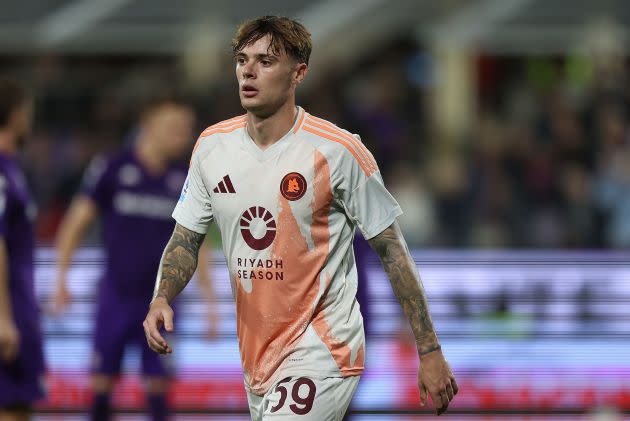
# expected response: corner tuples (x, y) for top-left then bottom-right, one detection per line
(0, 77), (45, 421)
(143, 16), (458, 419)
(52, 96), (216, 421)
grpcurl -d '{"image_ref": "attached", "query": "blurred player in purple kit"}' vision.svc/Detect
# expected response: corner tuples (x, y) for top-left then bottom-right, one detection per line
(52, 96), (217, 421)
(0, 77), (45, 421)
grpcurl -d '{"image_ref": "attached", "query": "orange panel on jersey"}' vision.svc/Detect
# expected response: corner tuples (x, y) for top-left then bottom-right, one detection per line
(235, 149), (333, 395)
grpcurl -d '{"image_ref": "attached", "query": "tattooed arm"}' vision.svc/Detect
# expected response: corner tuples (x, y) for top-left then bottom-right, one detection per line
(152, 223), (206, 303)
(368, 221), (458, 415)
(367, 221), (439, 354)
(144, 223), (205, 354)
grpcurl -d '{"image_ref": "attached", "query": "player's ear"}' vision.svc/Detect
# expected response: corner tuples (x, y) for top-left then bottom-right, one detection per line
(294, 63), (308, 85)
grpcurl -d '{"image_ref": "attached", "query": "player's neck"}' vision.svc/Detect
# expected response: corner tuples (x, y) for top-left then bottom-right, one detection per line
(246, 102), (298, 150)
(135, 138), (167, 174)
(0, 130), (17, 155)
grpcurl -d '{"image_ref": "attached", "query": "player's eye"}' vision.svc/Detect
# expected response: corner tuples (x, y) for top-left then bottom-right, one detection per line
(261, 60), (272, 66)
(236, 57), (246, 65)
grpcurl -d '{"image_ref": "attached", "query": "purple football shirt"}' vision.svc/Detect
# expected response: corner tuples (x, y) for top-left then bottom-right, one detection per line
(0, 153), (41, 338)
(81, 149), (187, 303)
(0, 153), (44, 405)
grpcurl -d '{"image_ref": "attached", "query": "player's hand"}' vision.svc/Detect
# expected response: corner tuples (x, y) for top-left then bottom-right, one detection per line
(418, 347), (458, 415)
(0, 316), (20, 362)
(143, 297), (174, 354)
(51, 279), (72, 315)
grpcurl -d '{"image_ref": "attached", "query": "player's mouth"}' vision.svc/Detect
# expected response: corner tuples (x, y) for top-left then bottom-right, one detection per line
(241, 84), (259, 98)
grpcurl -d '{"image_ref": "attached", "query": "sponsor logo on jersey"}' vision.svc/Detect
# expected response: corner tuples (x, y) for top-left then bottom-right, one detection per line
(240, 206), (276, 250)
(113, 191), (176, 219)
(213, 174), (236, 193)
(280, 172), (307, 201)
(236, 257), (284, 281)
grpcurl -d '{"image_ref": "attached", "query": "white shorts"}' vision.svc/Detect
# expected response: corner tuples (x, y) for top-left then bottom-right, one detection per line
(247, 375), (360, 420)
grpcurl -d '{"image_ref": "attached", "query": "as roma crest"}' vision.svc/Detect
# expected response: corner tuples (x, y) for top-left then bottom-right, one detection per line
(280, 172), (307, 201)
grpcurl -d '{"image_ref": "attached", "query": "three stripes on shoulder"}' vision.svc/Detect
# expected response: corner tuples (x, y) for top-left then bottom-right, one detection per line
(196, 113), (378, 178)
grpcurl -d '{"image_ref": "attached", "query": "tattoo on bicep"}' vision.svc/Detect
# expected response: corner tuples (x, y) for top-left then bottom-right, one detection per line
(153, 223), (205, 303)
(367, 223), (439, 353)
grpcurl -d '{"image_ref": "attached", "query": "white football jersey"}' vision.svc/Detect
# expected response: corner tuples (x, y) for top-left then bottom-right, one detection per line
(173, 106), (402, 395)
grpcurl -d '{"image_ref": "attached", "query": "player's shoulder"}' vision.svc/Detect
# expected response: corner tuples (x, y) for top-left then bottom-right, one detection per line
(0, 156), (28, 194)
(83, 148), (130, 182)
(93, 149), (134, 175)
(300, 112), (365, 154)
(192, 114), (248, 158)
(300, 112), (377, 176)
(199, 114), (247, 142)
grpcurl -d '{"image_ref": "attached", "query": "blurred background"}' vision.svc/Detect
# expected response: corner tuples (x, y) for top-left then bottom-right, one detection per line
(2, 0), (630, 419)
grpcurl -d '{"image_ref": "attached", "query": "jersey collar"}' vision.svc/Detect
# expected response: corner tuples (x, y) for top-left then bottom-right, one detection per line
(240, 106), (305, 162)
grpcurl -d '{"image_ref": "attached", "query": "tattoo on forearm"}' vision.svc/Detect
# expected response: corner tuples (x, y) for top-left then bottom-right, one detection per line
(153, 223), (205, 304)
(367, 222), (440, 354)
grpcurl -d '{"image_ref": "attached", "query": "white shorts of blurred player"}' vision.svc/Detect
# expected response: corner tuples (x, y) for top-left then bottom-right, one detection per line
(247, 375), (360, 420)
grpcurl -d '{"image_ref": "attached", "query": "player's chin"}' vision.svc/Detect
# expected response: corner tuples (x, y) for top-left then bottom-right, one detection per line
(240, 96), (260, 110)
(240, 100), (271, 116)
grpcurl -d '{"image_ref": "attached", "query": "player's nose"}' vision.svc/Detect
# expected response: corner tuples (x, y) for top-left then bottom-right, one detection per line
(241, 63), (255, 79)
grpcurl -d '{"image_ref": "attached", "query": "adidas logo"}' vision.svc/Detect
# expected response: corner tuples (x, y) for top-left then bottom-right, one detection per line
(213, 175), (236, 193)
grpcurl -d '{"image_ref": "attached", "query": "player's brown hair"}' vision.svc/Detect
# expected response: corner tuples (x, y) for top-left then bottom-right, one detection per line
(232, 16), (312, 65)
(0, 77), (28, 127)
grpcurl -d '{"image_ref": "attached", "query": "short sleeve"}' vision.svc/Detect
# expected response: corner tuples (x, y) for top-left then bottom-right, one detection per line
(172, 149), (213, 234)
(335, 141), (403, 240)
(80, 156), (110, 207)
(0, 174), (8, 236)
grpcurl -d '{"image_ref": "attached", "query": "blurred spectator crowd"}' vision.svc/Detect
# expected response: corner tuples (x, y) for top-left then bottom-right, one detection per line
(2, 36), (629, 249)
